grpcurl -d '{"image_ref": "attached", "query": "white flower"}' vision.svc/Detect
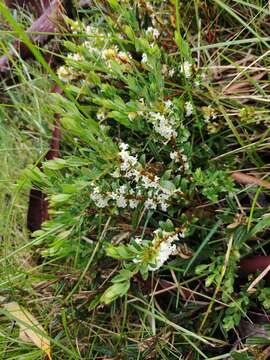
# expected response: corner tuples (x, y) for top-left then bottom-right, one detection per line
(170, 151), (178, 160)
(120, 143), (128, 151)
(119, 143), (138, 172)
(182, 154), (188, 162)
(152, 113), (177, 140)
(178, 231), (186, 238)
(57, 66), (73, 82)
(160, 201), (169, 212)
(149, 111), (177, 140)
(149, 231), (180, 270)
(116, 194), (127, 208)
(164, 100), (173, 109)
(68, 53), (83, 62)
(149, 242), (176, 270)
(90, 187), (110, 208)
(185, 101), (193, 117)
(97, 112), (105, 121)
(156, 191), (170, 211)
(141, 53), (148, 64)
(146, 26), (159, 39)
(141, 175), (159, 189)
(180, 61), (192, 78)
(169, 68), (175, 77)
(134, 237), (142, 244)
(119, 185), (127, 194)
(145, 198), (157, 210)
(202, 106), (217, 123)
(129, 199), (139, 209)
(153, 28), (160, 39)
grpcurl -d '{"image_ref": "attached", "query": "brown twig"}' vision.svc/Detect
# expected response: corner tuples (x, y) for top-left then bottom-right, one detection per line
(231, 171), (270, 190)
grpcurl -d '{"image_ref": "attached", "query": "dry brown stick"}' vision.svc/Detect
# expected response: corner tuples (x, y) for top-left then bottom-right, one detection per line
(231, 171), (270, 190)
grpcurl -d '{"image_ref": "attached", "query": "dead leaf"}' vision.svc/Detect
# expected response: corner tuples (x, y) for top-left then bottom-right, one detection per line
(231, 172), (270, 190)
(3, 302), (51, 359)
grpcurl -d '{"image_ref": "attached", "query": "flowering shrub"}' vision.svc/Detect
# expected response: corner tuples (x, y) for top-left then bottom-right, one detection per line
(29, 1), (238, 311)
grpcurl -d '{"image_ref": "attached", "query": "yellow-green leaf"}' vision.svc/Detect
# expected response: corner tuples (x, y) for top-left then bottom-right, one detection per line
(3, 302), (51, 360)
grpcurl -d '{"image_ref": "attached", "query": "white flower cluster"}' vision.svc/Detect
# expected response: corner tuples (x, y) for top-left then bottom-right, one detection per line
(118, 143), (175, 211)
(185, 101), (193, 117)
(145, 26), (160, 39)
(149, 100), (178, 140)
(150, 112), (177, 140)
(141, 53), (148, 64)
(57, 22), (133, 82)
(170, 149), (189, 171)
(90, 184), (139, 210)
(202, 105), (217, 123)
(180, 61), (192, 78)
(149, 232), (178, 270)
(119, 143), (138, 173)
(90, 143), (180, 212)
(133, 228), (187, 270)
(100, 45), (132, 68)
(67, 53), (83, 62)
(57, 53), (86, 82)
(83, 25), (105, 55)
(57, 66), (77, 82)
(90, 187), (110, 208)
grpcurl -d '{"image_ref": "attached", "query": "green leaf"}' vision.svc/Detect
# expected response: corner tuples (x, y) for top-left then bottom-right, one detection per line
(195, 264), (209, 275)
(160, 180), (176, 192)
(205, 273), (216, 287)
(43, 158), (67, 170)
(111, 270), (133, 283)
(88, 294), (103, 311)
(251, 214), (270, 236)
(100, 281), (130, 305)
(174, 31), (191, 60)
(231, 351), (254, 360)
(50, 194), (72, 205)
(106, 244), (135, 260)
(246, 336), (270, 345)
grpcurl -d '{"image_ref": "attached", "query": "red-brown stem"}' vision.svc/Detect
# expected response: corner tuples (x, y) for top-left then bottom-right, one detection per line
(27, 85), (63, 231)
(0, 0), (64, 72)
(239, 256), (270, 276)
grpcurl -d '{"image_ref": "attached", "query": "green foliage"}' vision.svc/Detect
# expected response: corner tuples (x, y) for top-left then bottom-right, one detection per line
(193, 168), (235, 202)
(223, 292), (249, 331)
(2, 0), (270, 358)
(258, 287), (270, 310)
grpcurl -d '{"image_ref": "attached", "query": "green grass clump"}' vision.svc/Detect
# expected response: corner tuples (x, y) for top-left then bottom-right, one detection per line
(1, 0), (270, 359)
